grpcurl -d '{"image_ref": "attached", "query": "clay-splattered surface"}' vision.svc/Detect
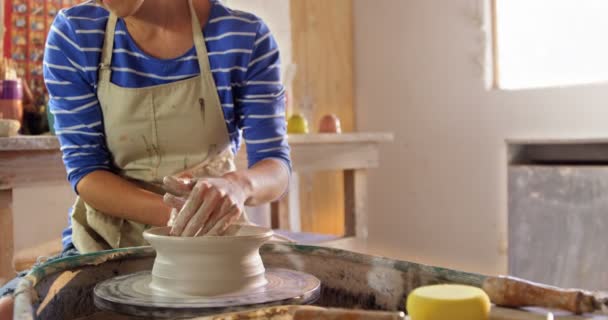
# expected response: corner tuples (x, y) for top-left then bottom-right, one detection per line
(13, 244), (606, 320)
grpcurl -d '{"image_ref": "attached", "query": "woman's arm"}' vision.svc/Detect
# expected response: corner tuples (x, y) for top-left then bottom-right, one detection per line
(166, 158), (289, 237)
(224, 158), (289, 207)
(166, 20), (290, 237)
(78, 171), (171, 226)
(45, 11), (170, 227)
(232, 19), (291, 206)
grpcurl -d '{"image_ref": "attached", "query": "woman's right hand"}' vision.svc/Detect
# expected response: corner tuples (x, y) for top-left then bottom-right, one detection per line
(77, 170), (172, 227)
(161, 151), (236, 228)
(167, 175), (247, 237)
(162, 176), (192, 227)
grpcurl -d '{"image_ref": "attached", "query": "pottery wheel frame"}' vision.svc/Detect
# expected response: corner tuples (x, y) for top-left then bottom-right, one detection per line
(94, 268), (321, 318)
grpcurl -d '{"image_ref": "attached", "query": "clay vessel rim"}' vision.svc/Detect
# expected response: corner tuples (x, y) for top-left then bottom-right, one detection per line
(144, 225), (273, 242)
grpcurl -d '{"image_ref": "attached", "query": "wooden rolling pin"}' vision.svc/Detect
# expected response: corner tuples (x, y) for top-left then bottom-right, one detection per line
(482, 276), (606, 315)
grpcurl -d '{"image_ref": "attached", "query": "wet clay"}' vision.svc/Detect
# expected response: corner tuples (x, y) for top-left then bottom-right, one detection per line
(143, 224), (273, 296)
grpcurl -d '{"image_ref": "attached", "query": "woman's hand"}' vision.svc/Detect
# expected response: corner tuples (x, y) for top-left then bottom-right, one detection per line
(163, 174), (249, 237)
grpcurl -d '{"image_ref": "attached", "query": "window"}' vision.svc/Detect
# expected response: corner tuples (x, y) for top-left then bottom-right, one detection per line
(493, 0), (608, 90)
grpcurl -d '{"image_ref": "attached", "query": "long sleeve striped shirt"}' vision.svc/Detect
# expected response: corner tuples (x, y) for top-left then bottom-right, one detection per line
(43, 0), (290, 248)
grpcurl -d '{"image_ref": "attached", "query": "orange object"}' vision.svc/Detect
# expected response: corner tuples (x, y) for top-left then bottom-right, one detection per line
(319, 114), (342, 133)
(0, 100), (23, 124)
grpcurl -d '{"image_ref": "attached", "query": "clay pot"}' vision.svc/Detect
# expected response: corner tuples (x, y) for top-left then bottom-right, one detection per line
(0, 80), (23, 125)
(143, 224), (273, 296)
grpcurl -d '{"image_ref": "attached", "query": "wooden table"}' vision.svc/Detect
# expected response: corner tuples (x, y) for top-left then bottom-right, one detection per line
(250, 133), (394, 238)
(0, 133), (393, 283)
(0, 136), (63, 284)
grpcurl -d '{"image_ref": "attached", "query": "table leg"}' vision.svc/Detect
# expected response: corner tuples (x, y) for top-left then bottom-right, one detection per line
(0, 189), (14, 285)
(270, 172), (300, 231)
(270, 202), (281, 229)
(344, 169), (368, 238)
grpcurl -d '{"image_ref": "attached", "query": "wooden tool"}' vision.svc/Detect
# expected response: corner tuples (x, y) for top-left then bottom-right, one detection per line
(482, 276), (607, 315)
(193, 306), (406, 320)
(293, 307), (406, 320)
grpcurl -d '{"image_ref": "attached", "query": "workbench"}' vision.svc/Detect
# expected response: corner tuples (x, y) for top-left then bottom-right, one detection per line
(0, 133), (393, 284)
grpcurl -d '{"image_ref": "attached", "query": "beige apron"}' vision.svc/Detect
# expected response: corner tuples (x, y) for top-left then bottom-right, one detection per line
(71, 0), (236, 253)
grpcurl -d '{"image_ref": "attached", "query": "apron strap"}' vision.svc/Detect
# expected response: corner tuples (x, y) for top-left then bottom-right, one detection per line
(99, 13), (118, 84)
(189, 0), (216, 96)
(189, 0), (231, 154)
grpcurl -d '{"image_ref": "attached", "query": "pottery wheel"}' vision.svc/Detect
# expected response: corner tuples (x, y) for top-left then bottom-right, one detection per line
(94, 268), (321, 318)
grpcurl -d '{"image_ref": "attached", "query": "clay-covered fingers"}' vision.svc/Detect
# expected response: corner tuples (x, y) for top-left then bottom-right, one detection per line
(169, 182), (210, 236)
(181, 187), (225, 237)
(197, 197), (237, 236)
(167, 208), (179, 227)
(163, 176), (195, 197)
(175, 171), (194, 179)
(163, 193), (186, 210)
(207, 208), (242, 236)
(163, 193), (186, 228)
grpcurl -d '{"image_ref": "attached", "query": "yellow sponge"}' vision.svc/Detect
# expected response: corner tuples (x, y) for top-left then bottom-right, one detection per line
(406, 284), (491, 320)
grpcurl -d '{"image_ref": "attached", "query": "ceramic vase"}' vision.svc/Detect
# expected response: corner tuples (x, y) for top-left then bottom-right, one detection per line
(143, 224), (273, 296)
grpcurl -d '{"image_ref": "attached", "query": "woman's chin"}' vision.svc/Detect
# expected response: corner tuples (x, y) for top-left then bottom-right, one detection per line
(103, 0), (144, 18)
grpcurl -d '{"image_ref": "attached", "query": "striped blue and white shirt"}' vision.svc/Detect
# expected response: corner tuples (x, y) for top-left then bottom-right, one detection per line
(43, 0), (290, 248)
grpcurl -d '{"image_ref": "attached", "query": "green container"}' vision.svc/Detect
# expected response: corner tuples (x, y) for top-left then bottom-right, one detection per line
(46, 104), (55, 134)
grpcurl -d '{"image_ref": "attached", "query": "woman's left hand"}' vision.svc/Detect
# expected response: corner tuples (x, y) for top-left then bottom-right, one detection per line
(163, 175), (248, 237)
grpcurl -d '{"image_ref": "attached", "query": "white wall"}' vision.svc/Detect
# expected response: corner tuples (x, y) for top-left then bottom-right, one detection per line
(354, 0), (608, 275)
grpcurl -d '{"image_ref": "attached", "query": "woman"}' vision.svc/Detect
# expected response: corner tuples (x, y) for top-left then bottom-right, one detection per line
(0, 0), (289, 317)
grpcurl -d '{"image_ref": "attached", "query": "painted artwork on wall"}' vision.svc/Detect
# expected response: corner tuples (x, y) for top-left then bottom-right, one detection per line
(3, 0), (81, 99)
